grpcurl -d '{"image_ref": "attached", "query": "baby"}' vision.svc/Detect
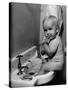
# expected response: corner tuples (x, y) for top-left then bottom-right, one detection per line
(38, 15), (64, 74)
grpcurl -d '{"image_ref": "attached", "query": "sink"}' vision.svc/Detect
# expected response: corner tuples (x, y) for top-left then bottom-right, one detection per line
(11, 54), (54, 87)
(11, 69), (54, 87)
(11, 46), (54, 87)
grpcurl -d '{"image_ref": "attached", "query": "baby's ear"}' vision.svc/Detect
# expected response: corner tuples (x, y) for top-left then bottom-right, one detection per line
(56, 24), (60, 35)
(56, 29), (59, 33)
(56, 29), (59, 35)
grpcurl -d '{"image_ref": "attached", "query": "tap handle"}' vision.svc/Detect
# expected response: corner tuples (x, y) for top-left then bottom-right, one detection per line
(16, 55), (23, 62)
(16, 55), (23, 58)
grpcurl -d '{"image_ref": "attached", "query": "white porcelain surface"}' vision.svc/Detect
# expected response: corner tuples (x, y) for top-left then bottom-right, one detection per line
(11, 69), (54, 87)
(35, 71), (54, 85)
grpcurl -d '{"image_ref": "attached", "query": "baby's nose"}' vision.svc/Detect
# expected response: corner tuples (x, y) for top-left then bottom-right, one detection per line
(47, 30), (50, 34)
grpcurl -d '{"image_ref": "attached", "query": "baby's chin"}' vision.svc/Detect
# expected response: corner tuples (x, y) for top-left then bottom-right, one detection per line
(46, 34), (56, 40)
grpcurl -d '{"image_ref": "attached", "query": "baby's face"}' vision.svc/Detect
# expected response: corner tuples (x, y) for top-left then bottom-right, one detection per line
(43, 18), (57, 39)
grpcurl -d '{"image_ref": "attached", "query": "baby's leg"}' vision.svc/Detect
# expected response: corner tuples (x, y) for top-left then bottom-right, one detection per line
(38, 63), (45, 75)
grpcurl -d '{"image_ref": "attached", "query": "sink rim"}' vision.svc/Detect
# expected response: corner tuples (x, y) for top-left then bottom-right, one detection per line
(11, 69), (54, 87)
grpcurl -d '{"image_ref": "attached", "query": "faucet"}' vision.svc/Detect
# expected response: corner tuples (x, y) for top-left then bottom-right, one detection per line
(16, 55), (23, 75)
(16, 55), (29, 75)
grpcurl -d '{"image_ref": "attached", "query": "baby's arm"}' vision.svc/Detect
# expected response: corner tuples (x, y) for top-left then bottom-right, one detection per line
(43, 36), (59, 58)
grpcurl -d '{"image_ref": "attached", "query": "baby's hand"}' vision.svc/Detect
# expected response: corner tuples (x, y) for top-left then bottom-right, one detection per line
(40, 36), (50, 45)
(45, 38), (50, 44)
(41, 37), (49, 44)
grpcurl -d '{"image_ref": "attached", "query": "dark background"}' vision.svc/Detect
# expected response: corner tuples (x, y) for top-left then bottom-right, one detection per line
(10, 3), (41, 58)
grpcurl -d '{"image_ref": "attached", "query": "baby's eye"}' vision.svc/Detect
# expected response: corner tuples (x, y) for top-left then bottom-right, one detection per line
(49, 28), (52, 30)
(44, 29), (47, 31)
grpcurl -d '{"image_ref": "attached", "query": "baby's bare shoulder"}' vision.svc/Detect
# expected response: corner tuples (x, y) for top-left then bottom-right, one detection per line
(49, 36), (60, 49)
(50, 36), (60, 44)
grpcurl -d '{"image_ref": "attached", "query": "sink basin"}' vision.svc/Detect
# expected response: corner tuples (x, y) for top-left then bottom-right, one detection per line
(11, 69), (54, 87)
